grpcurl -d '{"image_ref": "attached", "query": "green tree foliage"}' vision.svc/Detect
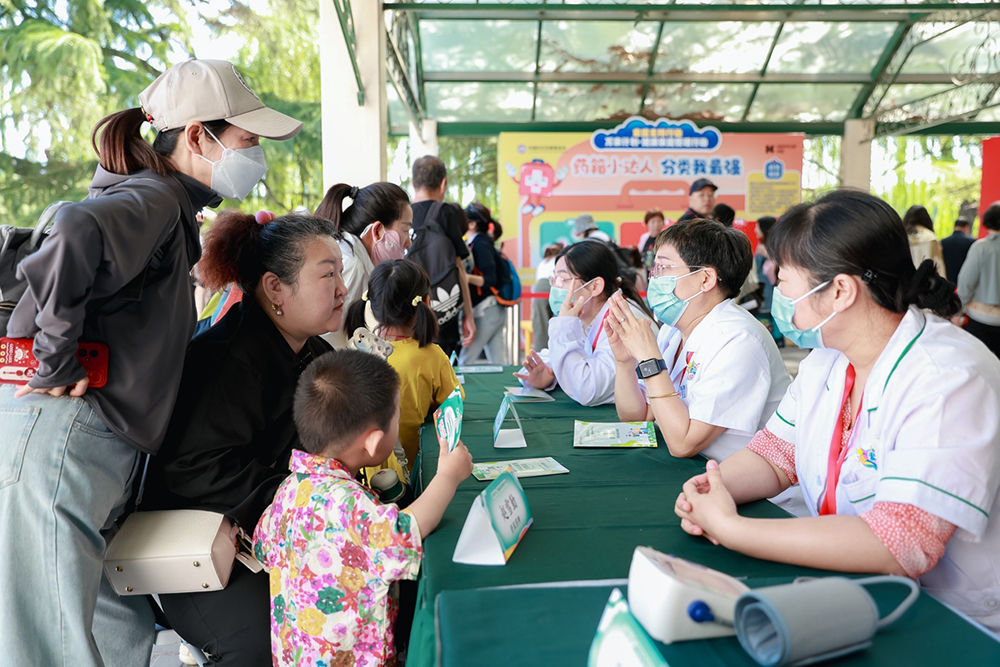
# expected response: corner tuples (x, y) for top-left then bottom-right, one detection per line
(201, 0), (322, 214)
(0, 0), (321, 224)
(0, 0), (194, 223)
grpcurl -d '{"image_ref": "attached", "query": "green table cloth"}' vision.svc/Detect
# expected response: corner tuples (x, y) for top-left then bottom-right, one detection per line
(435, 581), (1000, 666)
(406, 367), (998, 665)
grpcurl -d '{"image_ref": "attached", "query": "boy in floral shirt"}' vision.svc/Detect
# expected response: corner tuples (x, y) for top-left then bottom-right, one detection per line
(254, 350), (472, 666)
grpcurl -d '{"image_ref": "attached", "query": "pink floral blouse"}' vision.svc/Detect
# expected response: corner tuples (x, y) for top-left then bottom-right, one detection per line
(254, 449), (422, 666)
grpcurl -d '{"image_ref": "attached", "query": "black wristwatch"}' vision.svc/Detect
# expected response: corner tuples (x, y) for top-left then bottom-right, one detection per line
(635, 357), (667, 380)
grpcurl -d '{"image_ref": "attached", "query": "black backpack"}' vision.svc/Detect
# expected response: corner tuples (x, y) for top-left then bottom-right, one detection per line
(0, 201), (72, 335)
(406, 201), (462, 325)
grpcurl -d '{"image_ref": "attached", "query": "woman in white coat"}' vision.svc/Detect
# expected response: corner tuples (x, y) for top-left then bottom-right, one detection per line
(515, 240), (656, 406)
(610, 219), (790, 463)
(675, 190), (1000, 633)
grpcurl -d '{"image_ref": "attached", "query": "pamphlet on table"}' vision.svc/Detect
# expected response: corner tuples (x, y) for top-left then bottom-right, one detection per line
(472, 457), (568, 481)
(573, 421), (657, 448)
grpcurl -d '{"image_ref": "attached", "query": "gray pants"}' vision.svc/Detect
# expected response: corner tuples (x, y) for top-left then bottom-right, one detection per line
(459, 298), (508, 365)
(0, 385), (155, 666)
(531, 278), (554, 351)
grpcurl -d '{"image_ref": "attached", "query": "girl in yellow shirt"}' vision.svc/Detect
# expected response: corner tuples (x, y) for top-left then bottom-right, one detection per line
(345, 259), (463, 481)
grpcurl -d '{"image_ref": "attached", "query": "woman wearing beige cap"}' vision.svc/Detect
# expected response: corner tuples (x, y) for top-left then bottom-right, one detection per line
(0, 59), (301, 667)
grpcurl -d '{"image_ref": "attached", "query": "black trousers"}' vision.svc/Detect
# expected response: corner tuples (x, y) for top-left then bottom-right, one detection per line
(436, 316), (461, 359)
(965, 318), (1000, 358)
(158, 565), (271, 665)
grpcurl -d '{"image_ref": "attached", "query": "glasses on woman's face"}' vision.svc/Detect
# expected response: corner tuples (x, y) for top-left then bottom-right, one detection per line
(551, 269), (580, 288)
(650, 263), (701, 279)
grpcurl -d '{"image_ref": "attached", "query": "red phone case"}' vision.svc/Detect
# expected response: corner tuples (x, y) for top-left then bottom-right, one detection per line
(0, 337), (109, 388)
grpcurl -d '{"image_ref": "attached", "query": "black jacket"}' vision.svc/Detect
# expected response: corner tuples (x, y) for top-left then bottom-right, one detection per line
(8, 167), (218, 453)
(941, 231), (976, 285)
(145, 298), (331, 529)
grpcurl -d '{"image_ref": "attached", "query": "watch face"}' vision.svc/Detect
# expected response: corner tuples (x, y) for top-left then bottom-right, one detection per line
(639, 360), (656, 376)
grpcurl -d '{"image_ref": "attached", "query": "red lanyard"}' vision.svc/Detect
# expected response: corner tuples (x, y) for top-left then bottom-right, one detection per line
(591, 310), (612, 353)
(819, 364), (862, 515)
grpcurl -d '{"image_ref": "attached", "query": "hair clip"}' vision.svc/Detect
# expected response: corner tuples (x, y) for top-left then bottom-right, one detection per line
(361, 290), (369, 302)
(862, 269), (878, 284)
(411, 295), (422, 307)
(140, 107), (154, 123)
(349, 185), (360, 199)
(255, 210), (275, 225)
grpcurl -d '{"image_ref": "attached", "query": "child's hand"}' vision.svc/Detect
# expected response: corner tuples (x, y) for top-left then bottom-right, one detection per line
(437, 437), (473, 487)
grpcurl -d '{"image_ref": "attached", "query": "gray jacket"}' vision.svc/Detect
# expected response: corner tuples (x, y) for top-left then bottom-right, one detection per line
(8, 166), (219, 453)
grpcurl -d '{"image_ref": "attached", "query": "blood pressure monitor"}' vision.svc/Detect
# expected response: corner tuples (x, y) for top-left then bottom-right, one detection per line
(627, 546), (750, 644)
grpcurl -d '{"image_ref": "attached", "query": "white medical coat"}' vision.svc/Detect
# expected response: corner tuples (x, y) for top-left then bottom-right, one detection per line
(766, 306), (1000, 630)
(655, 299), (791, 462)
(537, 298), (657, 406)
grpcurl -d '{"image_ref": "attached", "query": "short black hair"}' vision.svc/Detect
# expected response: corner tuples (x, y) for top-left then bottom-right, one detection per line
(711, 203), (736, 227)
(294, 350), (399, 456)
(655, 218), (752, 298)
(769, 189), (960, 318)
(984, 203), (1000, 231)
(412, 155), (447, 191)
(954, 217), (971, 229)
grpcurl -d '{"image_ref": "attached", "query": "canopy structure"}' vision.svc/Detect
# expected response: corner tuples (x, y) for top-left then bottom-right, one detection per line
(318, 2), (999, 186)
(376, 1), (1000, 138)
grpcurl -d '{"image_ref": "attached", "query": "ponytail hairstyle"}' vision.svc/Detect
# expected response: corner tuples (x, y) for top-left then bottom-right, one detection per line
(197, 211), (339, 295)
(556, 241), (654, 320)
(315, 182), (410, 237)
(91, 108), (230, 176)
(769, 190), (961, 318)
(655, 218), (752, 298)
(344, 259), (438, 347)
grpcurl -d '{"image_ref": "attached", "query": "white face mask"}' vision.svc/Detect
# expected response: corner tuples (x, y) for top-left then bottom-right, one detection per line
(196, 127), (267, 200)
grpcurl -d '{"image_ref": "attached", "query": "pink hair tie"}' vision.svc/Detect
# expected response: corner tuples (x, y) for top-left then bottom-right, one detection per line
(255, 210), (276, 225)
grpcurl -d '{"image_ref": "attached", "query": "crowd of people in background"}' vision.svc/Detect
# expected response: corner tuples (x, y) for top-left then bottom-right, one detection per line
(1, 56), (999, 667)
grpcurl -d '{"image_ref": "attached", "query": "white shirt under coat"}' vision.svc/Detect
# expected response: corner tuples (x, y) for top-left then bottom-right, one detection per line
(654, 299), (791, 462)
(765, 306), (1000, 631)
(529, 298), (657, 407)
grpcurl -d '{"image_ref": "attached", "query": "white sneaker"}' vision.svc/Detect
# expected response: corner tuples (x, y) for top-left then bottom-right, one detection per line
(178, 643), (199, 665)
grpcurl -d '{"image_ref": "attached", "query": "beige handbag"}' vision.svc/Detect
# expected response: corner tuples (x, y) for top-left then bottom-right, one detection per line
(103, 510), (237, 596)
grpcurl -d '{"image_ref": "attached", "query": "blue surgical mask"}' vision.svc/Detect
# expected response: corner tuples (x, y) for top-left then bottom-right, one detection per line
(771, 282), (836, 349)
(548, 285), (569, 315)
(647, 269), (705, 326)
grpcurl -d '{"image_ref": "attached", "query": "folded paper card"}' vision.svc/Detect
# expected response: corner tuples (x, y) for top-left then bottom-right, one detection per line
(453, 466), (533, 565)
(457, 365), (503, 374)
(433, 386), (463, 452)
(588, 588), (667, 667)
(493, 394), (527, 449)
(472, 457), (568, 481)
(574, 421), (657, 448)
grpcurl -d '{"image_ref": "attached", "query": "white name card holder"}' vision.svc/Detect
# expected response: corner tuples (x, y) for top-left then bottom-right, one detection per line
(453, 466), (533, 566)
(493, 393), (527, 449)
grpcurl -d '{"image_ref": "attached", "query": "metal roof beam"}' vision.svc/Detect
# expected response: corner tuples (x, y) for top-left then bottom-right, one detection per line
(529, 19), (543, 121)
(637, 21), (666, 115)
(385, 24), (425, 126)
(423, 71), (964, 85)
(384, 3), (1000, 23)
(849, 20), (913, 119)
(741, 9), (796, 122)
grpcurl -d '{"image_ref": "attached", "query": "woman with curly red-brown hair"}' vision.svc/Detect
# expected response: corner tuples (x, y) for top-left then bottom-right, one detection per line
(144, 210), (346, 664)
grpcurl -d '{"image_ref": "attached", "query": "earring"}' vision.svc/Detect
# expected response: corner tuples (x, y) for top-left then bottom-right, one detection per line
(271, 303), (283, 317)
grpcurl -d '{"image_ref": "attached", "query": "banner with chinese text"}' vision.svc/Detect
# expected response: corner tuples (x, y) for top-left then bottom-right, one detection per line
(497, 118), (803, 276)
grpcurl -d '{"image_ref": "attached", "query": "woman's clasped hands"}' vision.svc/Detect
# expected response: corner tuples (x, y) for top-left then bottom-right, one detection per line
(674, 459), (739, 547)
